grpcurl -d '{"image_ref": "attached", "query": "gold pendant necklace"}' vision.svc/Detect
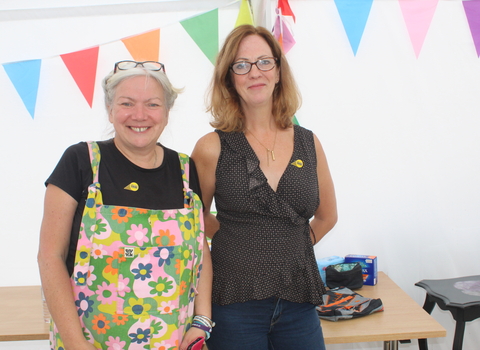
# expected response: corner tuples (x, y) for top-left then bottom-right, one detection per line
(246, 128), (278, 165)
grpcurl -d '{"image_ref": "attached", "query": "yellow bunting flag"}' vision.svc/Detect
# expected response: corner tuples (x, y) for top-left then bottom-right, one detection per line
(235, 0), (254, 27)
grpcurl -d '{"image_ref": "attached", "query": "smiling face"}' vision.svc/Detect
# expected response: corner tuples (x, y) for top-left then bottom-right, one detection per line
(109, 75), (168, 153)
(232, 34), (279, 112)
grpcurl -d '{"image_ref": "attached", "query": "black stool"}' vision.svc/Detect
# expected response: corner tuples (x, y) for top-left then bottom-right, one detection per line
(415, 275), (480, 350)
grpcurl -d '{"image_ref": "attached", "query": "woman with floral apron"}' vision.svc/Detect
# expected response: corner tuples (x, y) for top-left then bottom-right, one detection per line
(38, 61), (212, 350)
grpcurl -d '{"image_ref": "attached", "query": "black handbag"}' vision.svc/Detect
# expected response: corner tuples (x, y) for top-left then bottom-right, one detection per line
(325, 262), (363, 289)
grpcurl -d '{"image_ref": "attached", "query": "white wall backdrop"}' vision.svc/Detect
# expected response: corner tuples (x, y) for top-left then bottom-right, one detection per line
(1, 0), (479, 349)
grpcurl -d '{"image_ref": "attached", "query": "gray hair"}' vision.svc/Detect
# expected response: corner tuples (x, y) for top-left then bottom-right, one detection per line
(102, 67), (181, 112)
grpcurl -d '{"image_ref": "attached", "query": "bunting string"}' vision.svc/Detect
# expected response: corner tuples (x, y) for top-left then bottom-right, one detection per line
(2, 0), (480, 119)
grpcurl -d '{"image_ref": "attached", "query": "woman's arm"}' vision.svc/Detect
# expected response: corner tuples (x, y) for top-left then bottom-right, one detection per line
(180, 236), (213, 350)
(310, 134), (338, 244)
(37, 184), (96, 350)
(191, 132), (221, 239)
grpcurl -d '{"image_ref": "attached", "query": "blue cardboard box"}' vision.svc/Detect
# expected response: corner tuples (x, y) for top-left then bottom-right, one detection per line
(344, 254), (378, 285)
(316, 255), (344, 284)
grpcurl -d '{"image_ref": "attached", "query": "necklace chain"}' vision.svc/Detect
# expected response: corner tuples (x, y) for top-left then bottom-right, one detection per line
(247, 128), (277, 165)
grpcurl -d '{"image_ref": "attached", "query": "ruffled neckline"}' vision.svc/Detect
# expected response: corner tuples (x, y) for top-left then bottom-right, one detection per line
(218, 125), (306, 226)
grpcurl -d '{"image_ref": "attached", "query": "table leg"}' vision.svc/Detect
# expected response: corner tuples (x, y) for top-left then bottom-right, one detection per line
(383, 340), (398, 350)
(452, 320), (465, 350)
(418, 294), (436, 350)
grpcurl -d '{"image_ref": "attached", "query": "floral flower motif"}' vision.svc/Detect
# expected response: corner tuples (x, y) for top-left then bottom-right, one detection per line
(75, 292), (94, 318)
(126, 224), (149, 246)
(155, 229), (176, 246)
(75, 247), (90, 266)
(92, 313), (110, 334)
(153, 247), (175, 267)
(117, 275), (131, 297)
(148, 276), (174, 296)
(129, 328), (150, 344)
(132, 263), (153, 281)
(95, 281), (118, 304)
(87, 265), (97, 286)
(150, 319), (165, 337)
(105, 251), (126, 275)
(179, 305), (189, 323)
(111, 206), (133, 224)
(136, 208), (148, 214)
(83, 196), (97, 219)
(180, 242), (193, 262)
(74, 271), (88, 285)
(92, 218), (107, 235)
(162, 209), (177, 220)
(188, 287), (196, 303)
(157, 300), (175, 314)
(105, 335), (126, 350)
(153, 340), (171, 350)
(124, 298), (151, 322)
(112, 313), (129, 326)
(91, 243), (107, 259)
(179, 216), (194, 240)
(137, 247), (149, 257)
(179, 281), (187, 296)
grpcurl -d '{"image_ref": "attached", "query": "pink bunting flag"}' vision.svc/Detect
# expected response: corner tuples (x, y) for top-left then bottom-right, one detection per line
(463, 0), (480, 57)
(272, 9), (296, 54)
(61, 46), (99, 107)
(398, 0), (439, 58)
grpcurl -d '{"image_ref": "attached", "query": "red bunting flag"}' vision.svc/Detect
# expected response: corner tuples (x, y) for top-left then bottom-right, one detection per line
(278, 0), (295, 22)
(61, 46), (99, 108)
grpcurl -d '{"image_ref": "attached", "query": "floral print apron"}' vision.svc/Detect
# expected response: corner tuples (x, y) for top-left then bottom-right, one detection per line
(50, 142), (204, 350)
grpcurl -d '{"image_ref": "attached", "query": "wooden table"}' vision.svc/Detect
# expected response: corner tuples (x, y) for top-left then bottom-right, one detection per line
(322, 272), (446, 349)
(0, 272), (445, 349)
(0, 285), (49, 341)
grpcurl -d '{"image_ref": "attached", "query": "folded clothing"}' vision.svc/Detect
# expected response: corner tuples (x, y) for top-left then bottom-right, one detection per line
(316, 287), (384, 321)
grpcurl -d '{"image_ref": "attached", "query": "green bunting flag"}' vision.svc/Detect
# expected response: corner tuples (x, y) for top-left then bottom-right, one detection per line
(181, 9), (219, 65)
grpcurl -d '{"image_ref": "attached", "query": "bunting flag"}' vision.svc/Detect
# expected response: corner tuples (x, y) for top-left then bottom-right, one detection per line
(3, 59), (41, 119)
(235, 0), (255, 27)
(5, 1), (480, 120)
(272, 8), (296, 54)
(293, 115), (299, 126)
(278, 0), (296, 22)
(463, 0), (480, 57)
(61, 47), (99, 107)
(181, 9), (219, 65)
(334, 0), (374, 56)
(398, 0), (439, 58)
(122, 29), (160, 62)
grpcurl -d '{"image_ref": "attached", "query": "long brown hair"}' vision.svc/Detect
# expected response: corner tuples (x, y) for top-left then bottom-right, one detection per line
(207, 25), (301, 132)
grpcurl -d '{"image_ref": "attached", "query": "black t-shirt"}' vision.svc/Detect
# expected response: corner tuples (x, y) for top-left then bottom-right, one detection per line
(46, 139), (202, 275)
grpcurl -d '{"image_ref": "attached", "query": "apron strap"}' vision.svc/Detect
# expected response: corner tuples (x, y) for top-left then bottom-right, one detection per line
(86, 141), (101, 184)
(178, 153), (192, 209)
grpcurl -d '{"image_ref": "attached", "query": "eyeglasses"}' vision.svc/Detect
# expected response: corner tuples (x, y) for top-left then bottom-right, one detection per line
(113, 60), (165, 74)
(230, 57), (277, 75)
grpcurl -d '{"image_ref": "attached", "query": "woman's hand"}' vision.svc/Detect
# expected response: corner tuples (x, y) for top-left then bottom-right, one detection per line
(179, 327), (206, 350)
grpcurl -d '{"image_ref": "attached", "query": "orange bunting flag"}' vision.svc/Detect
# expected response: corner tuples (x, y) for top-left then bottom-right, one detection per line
(122, 29), (160, 62)
(278, 0), (295, 22)
(61, 46), (99, 108)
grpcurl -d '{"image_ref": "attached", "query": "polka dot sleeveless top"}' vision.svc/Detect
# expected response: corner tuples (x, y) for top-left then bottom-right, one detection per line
(211, 125), (326, 306)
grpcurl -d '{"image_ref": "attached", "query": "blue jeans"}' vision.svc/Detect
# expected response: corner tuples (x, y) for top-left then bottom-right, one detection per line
(207, 297), (326, 350)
